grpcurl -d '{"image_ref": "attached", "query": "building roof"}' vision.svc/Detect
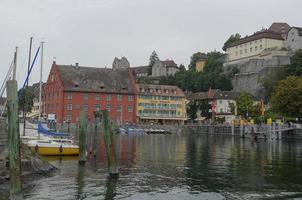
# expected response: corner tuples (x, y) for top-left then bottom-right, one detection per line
(162, 60), (177, 67)
(55, 64), (135, 94)
(132, 65), (150, 74)
(187, 89), (243, 100)
(229, 29), (284, 48)
(136, 84), (185, 97)
(268, 22), (291, 35)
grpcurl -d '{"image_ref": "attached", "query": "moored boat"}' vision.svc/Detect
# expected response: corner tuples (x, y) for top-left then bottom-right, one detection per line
(27, 138), (79, 156)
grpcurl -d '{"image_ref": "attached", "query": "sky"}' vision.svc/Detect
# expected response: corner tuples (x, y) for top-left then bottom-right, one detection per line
(0, 0), (301, 87)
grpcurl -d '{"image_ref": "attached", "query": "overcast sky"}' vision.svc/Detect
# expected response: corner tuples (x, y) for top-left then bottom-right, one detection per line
(0, 0), (301, 87)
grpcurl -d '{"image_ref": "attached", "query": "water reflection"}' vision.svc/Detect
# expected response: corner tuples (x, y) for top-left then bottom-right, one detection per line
(7, 134), (302, 199)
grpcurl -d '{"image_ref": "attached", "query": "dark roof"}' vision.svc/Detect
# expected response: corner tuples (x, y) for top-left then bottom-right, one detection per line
(229, 29), (284, 48)
(56, 64), (135, 94)
(187, 90), (242, 100)
(136, 84), (185, 97)
(162, 60), (177, 67)
(268, 22), (291, 35)
(132, 65), (150, 74)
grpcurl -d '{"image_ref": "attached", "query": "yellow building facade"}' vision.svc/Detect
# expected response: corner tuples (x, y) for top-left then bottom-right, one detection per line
(136, 84), (187, 125)
(195, 59), (207, 72)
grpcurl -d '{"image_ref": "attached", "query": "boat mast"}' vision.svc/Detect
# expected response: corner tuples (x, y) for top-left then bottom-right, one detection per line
(13, 46), (18, 81)
(23, 37), (33, 136)
(38, 41), (44, 122)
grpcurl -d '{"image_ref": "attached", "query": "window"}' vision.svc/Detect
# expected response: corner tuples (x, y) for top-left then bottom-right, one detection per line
(67, 103), (72, 111)
(260, 39), (262, 43)
(292, 39), (295, 42)
(106, 104), (111, 111)
(83, 93), (88, 101)
(65, 115), (72, 122)
(250, 48), (252, 52)
(244, 44), (247, 47)
(94, 104), (100, 111)
(106, 94), (111, 101)
(255, 40), (257, 44)
(117, 105), (122, 112)
(255, 46), (258, 51)
(117, 95), (122, 101)
(95, 94), (100, 100)
(244, 49), (247, 53)
(83, 104), (88, 112)
(128, 105), (133, 112)
(67, 92), (72, 99)
(128, 95), (133, 101)
(260, 44), (263, 50)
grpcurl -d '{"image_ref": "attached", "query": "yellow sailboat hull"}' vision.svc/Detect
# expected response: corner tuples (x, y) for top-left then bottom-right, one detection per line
(30, 146), (79, 156)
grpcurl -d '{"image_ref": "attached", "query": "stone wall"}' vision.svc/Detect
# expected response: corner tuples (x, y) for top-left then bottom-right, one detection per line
(229, 55), (291, 99)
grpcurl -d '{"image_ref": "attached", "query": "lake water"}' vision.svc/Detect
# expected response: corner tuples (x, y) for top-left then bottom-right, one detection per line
(8, 134), (302, 199)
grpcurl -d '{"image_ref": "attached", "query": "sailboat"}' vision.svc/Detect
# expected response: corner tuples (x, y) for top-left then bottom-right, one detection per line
(24, 41), (79, 156)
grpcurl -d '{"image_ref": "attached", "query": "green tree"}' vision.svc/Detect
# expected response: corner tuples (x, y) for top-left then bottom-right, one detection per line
(286, 49), (302, 76)
(149, 50), (159, 67)
(234, 92), (254, 118)
(222, 33), (241, 51)
(179, 64), (186, 71)
(271, 76), (302, 117)
(18, 87), (34, 113)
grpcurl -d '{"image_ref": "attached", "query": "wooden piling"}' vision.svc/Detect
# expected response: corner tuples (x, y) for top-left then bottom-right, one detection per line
(6, 80), (22, 194)
(102, 110), (119, 178)
(79, 111), (87, 164)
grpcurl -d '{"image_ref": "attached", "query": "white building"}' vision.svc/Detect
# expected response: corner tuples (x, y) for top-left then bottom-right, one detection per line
(151, 60), (179, 77)
(112, 57), (130, 70)
(285, 27), (302, 51)
(226, 23), (291, 63)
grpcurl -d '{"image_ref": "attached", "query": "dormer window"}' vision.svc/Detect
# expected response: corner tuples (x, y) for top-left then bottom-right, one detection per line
(122, 86), (127, 91)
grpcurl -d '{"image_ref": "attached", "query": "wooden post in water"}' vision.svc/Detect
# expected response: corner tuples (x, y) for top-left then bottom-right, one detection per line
(278, 123), (282, 140)
(231, 121), (234, 136)
(102, 110), (119, 178)
(93, 111), (101, 157)
(7, 80), (22, 194)
(79, 111), (87, 164)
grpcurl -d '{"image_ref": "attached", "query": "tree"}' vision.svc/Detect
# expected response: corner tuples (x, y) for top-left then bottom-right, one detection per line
(149, 50), (159, 67)
(286, 49), (302, 76)
(18, 87), (34, 113)
(271, 76), (302, 117)
(188, 52), (207, 70)
(179, 64), (186, 71)
(222, 33), (241, 52)
(260, 68), (286, 103)
(234, 92), (254, 118)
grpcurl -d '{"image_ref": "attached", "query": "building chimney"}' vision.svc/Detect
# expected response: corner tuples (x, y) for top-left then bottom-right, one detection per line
(75, 62), (79, 66)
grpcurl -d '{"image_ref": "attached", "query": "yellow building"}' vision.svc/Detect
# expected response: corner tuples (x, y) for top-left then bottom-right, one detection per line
(226, 29), (285, 62)
(136, 84), (187, 125)
(195, 59), (207, 72)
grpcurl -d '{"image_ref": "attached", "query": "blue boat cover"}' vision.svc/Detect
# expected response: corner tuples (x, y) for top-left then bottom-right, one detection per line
(38, 122), (69, 137)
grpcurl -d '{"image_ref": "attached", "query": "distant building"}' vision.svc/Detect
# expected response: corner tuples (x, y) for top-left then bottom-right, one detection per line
(44, 62), (137, 124)
(136, 84), (187, 125)
(132, 65), (150, 77)
(132, 59), (180, 78)
(187, 89), (245, 124)
(285, 27), (302, 51)
(112, 56), (130, 70)
(195, 58), (207, 72)
(226, 22), (291, 63)
(152, 60), (179, 77)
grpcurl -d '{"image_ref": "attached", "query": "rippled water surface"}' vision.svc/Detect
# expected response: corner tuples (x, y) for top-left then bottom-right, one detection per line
(16, 134), (302, 199)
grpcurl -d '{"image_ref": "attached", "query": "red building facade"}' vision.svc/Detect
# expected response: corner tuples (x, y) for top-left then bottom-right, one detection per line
(44, 62), (137, 124)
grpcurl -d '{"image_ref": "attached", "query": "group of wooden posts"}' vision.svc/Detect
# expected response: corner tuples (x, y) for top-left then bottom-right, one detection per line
(6, 80), (119, 196)
(78, 110), (119, 176)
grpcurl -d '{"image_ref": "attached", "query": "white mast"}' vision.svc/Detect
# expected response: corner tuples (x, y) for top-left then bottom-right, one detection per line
(38, 41), (44, 122)
(13, 47), (18, 81)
